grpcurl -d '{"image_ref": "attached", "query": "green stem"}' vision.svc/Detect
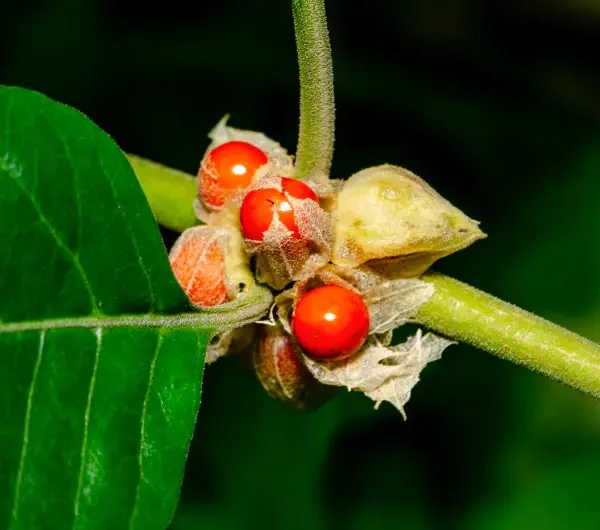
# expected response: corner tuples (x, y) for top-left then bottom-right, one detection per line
(127, 154), (199, 232)
(291, 0), (335, 180)
(418, 273), (600, 398)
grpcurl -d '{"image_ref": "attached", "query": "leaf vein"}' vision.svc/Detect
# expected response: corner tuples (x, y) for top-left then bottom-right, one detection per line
(11, 330), (46, 527)
(0, 161), (98, 311)
(95, 150), (157, 312)
(72, 327), (102, 528)
(128, 329), (164, 530)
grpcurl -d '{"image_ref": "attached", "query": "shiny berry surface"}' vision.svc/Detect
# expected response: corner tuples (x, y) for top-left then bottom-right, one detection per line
(239, 177), (318, 240)
(169, 229), (229, 307)
(292, 285), (370, 361)
(199, 140), (268, 209)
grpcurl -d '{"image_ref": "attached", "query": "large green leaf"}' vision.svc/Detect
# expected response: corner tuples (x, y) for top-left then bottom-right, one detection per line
(0, 86), (270, 530)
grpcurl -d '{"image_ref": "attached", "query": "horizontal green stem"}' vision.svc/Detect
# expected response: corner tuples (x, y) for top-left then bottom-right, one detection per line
(0, 286), (273, 336)
(127, 154), (198, 232)
(418, 272), (600, 398)
(291, 0), (335, 180)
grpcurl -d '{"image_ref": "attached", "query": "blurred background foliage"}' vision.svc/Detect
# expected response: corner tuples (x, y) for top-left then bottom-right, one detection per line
(3, 0), (600, 528)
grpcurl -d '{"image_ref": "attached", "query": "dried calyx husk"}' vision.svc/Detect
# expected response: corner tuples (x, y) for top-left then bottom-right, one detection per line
(204, 205), (261, 364)
(173, 212), (255, 303)
(273, 264), (433, 336)
(206, 325), (256, 365)
(303, 330), (454, 418)
(169, 225), (231, 307)
(271, 264), (447, 414)
(253, 323), (336, 411)
(176, 120), (485, 414)
(170, 205), (259, 365)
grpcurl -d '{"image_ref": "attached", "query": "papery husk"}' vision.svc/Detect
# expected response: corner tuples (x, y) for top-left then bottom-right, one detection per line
(274, 264), (434, 339)
(253, 323), (337, 411)
(169, 225), (230, 307)
(303, 330), (454, 417)
(178, 211), (257, 365)
(206, 325), (256, 365)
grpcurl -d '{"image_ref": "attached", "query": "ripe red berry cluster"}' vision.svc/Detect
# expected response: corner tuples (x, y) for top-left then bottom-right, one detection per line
(171, 139), (370, 362)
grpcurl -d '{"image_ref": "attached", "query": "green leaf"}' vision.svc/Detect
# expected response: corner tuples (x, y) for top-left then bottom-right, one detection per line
(0, 86), (271, 530)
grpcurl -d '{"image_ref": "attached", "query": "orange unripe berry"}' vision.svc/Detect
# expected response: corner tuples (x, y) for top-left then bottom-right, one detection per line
(292, 285), (370, 361)
(169, 227), (230, 307)
(199, 140), (268, 209)
(239, 177), (319, 241)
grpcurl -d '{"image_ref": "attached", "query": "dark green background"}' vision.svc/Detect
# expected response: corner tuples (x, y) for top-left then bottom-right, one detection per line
(3, 1), (600, 528)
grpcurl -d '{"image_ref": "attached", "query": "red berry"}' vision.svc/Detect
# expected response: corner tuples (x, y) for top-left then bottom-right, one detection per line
(292, 285), (370, 361)
(281, 177), (319, 202)
(169, 227), (230, 307)
(239, 177), (318, 240)
(199, 140), (268, 209)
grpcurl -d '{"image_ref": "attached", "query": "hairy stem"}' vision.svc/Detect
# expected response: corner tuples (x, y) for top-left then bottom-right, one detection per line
(0, 285), (273, 336)
(418, 273), (600, 398)
(291, 0), (335, 180)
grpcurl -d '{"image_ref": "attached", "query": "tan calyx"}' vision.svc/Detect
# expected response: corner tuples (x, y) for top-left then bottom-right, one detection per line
(332, 165), (486, 276)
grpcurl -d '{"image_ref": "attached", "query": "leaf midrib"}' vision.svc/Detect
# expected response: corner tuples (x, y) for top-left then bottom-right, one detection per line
(0, 286), (273, 335)
(0, 312), (233, 335)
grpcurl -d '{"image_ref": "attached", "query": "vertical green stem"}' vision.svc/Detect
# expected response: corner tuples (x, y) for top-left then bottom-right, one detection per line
(418, 273), (600, 398)
(291, 0), (335, 180)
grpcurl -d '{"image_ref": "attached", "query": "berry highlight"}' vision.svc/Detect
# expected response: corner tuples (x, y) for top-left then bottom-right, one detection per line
(292, 284), (370, 361)
(240, 177), (318, 241)
(199, 140), (268, 209)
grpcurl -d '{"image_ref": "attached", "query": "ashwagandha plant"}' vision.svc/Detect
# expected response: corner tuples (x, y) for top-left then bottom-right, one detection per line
(1, 0), (600, 528)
